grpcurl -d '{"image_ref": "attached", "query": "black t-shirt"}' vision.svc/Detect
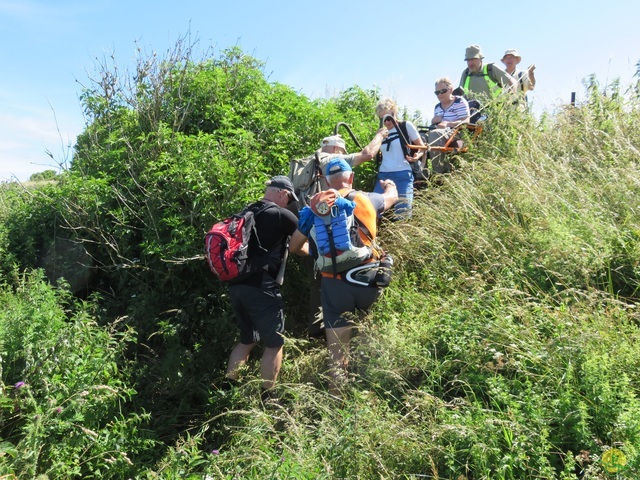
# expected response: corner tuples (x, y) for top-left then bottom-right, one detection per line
(242, 200), (298, 288)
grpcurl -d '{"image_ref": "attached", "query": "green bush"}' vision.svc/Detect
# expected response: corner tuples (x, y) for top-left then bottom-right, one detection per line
(0, 270), (154, 478)
(1, 40), (639, 478)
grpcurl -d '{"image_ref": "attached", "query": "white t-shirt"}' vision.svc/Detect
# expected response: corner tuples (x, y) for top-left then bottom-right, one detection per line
(379, 121), (420, 172)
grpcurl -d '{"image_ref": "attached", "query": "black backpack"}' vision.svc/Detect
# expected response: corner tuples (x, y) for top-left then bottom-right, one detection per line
(452, 87), (483, 124)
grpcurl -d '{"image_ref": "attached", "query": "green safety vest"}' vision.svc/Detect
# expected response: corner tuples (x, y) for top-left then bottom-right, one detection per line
(463, 64), (500, 98)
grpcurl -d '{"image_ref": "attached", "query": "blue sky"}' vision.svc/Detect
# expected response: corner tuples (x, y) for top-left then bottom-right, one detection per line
(1, 0), (639, 182)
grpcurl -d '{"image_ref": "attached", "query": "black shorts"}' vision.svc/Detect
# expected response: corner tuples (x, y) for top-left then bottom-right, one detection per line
(321, 277), (382, 329)
(228, 284), (285, 348)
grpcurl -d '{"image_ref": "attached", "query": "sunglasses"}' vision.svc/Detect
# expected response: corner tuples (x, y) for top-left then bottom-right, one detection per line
(434, 88), (449, 95)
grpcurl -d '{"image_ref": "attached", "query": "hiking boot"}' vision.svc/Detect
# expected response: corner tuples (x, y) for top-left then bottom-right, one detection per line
(218, 378), (240, 392)
(308, 313), (325, 339)
(260, 387), (282, 409)
(308, 327), (325, 340)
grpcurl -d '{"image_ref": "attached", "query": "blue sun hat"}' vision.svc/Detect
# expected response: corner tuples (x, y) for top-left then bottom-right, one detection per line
(325, 158), (352, 177)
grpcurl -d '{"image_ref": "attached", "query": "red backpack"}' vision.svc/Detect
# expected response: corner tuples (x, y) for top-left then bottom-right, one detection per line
(205, 203), (274, 282)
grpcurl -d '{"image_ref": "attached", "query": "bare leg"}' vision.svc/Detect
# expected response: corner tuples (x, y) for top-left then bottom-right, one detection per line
(225, 342), (256, 380)
(260, 345), (283, 390)
(325, 326), (353, 395)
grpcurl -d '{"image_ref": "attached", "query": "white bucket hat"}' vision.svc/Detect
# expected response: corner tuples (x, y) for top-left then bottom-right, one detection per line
(501, 49), (522, 64)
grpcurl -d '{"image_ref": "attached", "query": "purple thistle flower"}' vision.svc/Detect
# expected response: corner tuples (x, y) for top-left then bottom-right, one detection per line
(211, 449), (220, 455)
(14, 381), (26, 389)
(55, 407), (63, 414)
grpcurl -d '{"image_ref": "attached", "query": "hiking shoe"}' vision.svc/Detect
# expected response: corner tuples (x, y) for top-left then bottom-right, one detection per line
(260, 387), (282, 409)
(308, 317), (325, 339)
(308, 328), (325, 340)
(218, 378), (240, 392)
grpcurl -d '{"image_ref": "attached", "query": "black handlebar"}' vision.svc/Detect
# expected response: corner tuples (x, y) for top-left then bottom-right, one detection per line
(333, 122), (363, 150)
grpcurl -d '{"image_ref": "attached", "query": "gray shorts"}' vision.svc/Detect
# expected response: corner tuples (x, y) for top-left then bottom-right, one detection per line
(321, 277), (382, 329)
(228, 284), (285, 348)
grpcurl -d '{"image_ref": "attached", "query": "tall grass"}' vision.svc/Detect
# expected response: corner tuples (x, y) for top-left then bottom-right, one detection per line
(2, 79), (640, 478)
(187, 83), (640, 479)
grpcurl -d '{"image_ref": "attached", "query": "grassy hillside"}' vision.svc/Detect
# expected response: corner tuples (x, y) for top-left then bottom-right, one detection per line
(1, 46), (639, 478)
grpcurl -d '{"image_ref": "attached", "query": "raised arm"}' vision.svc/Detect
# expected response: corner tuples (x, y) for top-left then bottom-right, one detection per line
(377, 179), (399, 212)
(527, 64), (536, 91)
(352, 127), (388, 166)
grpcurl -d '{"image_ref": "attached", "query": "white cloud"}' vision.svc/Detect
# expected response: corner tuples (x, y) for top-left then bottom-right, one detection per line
(0, 0), (40, 15)
(0, 111), (78, 182)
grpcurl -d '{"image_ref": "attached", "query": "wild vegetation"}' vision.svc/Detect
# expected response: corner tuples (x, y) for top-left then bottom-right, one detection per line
(1, 38), (639, 478)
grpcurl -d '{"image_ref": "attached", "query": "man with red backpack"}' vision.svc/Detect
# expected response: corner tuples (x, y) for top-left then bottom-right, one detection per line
(221, 175), (298, 402)
(289, 159), (398, 395)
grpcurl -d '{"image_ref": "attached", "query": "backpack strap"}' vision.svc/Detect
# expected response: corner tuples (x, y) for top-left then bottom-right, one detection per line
(486, 63), (501, 90)
(246, 201), (279, 256)
(313, 150), (322, 185)
(323, 198), (342, 278)
(344, 190), (373, 241)
(397, 121), (412, 159)
(462, 67), (470, 92)
(463, 64), (500, 96)
(516, 70), (525, 91)
(381, 119), (412, 159)
(256, 202), (290, 280)
(343, 189), (383, 260)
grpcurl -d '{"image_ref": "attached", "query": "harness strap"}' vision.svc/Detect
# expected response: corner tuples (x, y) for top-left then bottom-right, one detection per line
(248, 202), (283, 276)
(463, 64), (499, 98)
(381, 120), (411, 159)
(344, 190), (373, 240)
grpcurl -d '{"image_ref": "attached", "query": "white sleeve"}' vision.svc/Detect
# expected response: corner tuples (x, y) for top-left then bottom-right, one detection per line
(406, 121), (420, 142)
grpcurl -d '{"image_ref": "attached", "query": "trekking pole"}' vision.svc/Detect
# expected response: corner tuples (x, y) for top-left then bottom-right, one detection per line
(370, 118), (384, 191)
(376, 117), (384, 167)
(275, 238), (290, 286)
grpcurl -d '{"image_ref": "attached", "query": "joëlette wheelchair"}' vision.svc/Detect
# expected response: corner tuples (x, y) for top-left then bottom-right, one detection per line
(406, 121), (483, 185)
(408, 87), (486, 183)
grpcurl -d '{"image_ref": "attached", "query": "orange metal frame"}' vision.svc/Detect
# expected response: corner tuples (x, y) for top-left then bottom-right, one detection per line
(407, 123), (483, 155)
